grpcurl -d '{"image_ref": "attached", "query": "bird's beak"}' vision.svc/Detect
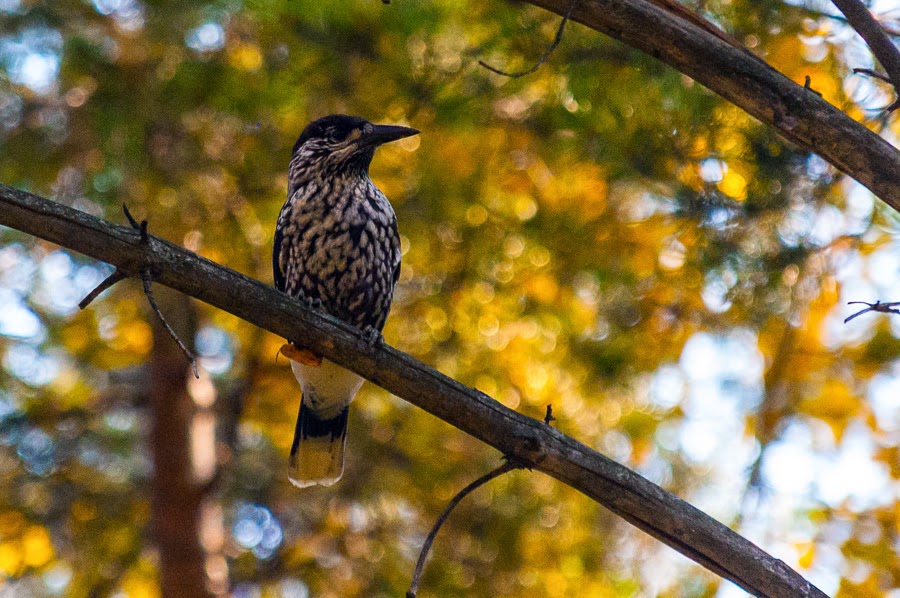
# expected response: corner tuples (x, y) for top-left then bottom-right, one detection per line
(362, 124), (419, 146)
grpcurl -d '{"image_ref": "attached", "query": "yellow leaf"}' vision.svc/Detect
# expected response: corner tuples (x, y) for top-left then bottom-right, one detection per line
(718, 170), (747, 201)
(22, 525), (53, 568)
(229, 43), (263, 71)
(796, 541), (815, 569)
(0, 542), (21, 575)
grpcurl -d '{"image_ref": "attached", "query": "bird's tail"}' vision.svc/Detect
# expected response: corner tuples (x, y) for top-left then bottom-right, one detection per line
(289, 401), (348, 488)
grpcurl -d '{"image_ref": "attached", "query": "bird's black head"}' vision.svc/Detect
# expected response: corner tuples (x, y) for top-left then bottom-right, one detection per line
(289, 115), (418, 186)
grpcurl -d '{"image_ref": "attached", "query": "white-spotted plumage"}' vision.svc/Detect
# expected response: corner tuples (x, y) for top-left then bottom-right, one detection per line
(274, 115), (417, 488)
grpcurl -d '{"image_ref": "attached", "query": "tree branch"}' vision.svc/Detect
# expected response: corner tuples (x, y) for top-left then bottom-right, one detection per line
(844, 299), (900, 321)
(78, 268), (125, 309)
(853, 67), (892, 83)
(0, 184), (827, 597)
(520, 0), (900, 210)
(832, 0), (900, 110)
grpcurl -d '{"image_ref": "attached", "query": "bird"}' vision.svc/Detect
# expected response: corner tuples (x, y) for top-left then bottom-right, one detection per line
(273, 114), (418, 488)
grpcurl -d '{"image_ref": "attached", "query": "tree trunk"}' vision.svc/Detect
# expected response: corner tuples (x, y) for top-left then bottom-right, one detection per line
(148, 286), (213, 598)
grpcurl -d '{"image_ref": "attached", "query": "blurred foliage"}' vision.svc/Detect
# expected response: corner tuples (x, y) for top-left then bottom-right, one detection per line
(2, 0), (900, 596)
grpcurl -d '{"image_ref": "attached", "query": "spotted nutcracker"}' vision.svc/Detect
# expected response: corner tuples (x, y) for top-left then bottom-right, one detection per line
(273, 114), (418, 488)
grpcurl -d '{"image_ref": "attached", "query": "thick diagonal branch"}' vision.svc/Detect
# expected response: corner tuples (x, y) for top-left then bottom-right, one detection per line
(0, 184), (827, 597)
(521, 0), (900, 210)
(832, 0), (900, 109)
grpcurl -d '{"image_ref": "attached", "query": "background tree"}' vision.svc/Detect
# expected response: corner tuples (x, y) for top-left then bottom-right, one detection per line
(1, 0), (899, 596)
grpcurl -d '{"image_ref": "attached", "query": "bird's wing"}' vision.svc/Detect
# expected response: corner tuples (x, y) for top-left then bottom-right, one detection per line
(390, 219), (401, 287)
(273, 212), (287, 293)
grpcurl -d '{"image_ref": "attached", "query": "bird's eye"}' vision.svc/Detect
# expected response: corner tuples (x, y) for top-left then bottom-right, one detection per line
(344, 128), (363, 143)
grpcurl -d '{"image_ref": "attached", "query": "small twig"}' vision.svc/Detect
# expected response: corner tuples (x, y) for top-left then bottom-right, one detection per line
(803, 75), (823, 97)
(129, 204), (198, 377)
(122, 203), (140, 229)
(80, 203), (149, 309)
(853, 68), (900, 112)
(478, 0), (578, 78)
(844, 300), (900, 322)
(83, 203), (199, 377)
(544, 405), (556, 425)
(407, 459), (521, 598)
(79, 269), (127, 309)
(142, 269), (199, 378)
(853, 67), (892, 82)
(123, 202), (149, 241)
(823, 9), (900, 38)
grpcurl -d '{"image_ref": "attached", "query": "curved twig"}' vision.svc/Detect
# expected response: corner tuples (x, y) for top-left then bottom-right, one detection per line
(142, 269), (199, 378)
(478, 0), (579, 78)
(407, 459), (521, 598)
(78, 268), (126, 309)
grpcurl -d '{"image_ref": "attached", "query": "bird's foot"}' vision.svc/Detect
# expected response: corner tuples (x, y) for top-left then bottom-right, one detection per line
(279, 343), (322, 367)
(360, 326), (383, 347)
(301, 296), (323, 310)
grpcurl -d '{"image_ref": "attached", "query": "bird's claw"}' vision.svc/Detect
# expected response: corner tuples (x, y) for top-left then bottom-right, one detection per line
(360, 326), (383, 347)
(301, 296), (323, 310)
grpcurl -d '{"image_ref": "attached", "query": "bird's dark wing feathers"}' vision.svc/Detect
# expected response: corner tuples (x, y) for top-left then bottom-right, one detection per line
(272, 217), (287, 293)
(391, 220), (401, 287)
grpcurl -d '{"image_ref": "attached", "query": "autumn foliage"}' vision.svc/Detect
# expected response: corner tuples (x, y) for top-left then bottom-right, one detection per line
(1, 0), (900, 596)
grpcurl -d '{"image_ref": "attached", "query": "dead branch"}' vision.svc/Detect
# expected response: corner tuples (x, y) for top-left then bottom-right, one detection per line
(142, 270), (199, 379)
(844, 300), (900, 322)
(407, 460), (521, 598)
(78, 269), (126, 309)
(79, 205), (199, 377)
(478, 0), (578, 78)
(853, 67), (892, 83)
